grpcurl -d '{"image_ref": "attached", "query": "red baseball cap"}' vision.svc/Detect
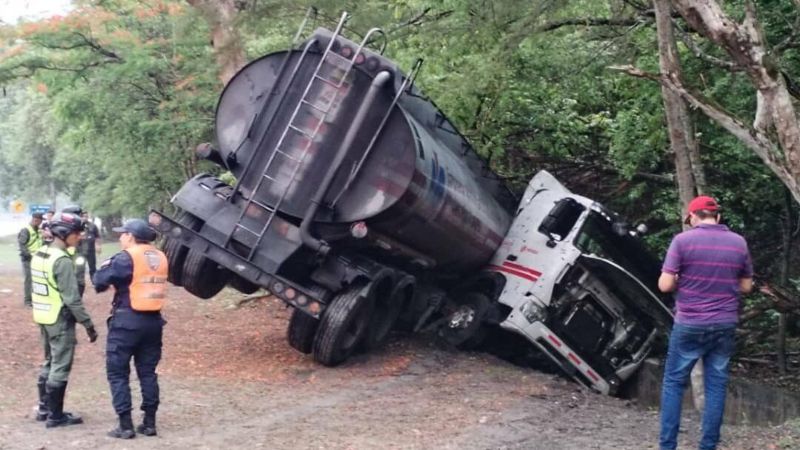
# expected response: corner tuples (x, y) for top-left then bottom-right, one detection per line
(684, 195), (719, 224)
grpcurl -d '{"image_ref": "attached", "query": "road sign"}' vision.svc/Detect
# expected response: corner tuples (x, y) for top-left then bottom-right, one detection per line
(29, 204), (52, 214)
(10, 200), (25, 214)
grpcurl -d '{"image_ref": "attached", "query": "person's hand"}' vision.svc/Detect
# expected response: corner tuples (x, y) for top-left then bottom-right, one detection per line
(86, 326), (98, 343)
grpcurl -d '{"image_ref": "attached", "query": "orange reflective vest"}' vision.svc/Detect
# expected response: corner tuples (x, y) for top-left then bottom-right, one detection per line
(125, 244), (168, 312)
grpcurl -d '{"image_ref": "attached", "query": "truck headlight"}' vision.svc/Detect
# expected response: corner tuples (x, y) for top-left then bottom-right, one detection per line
(520, 299), (545, 323)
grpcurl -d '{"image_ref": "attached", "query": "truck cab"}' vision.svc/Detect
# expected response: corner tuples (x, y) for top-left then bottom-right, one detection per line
(484, 171), (673, 395)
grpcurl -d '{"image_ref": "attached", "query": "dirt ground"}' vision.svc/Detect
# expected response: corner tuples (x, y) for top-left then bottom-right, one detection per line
(1, 266), (799, 450)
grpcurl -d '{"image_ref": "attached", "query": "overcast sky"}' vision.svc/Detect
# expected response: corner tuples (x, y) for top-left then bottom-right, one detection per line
(0, 0), (72, 24)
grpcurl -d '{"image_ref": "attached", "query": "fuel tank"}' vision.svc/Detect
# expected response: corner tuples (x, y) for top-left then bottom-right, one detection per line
(215, 29), (516, 271)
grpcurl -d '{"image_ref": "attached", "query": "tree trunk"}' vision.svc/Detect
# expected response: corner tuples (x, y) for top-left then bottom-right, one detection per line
(654, 0), (707, 412)
(670, 0), (800, 204)
(655, 0), (697, 209)
(186, 0), (246, 85)
(777, 189), (793, 374)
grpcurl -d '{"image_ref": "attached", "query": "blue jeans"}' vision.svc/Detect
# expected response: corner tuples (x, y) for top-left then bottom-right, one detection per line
(659, 323), (736, 450)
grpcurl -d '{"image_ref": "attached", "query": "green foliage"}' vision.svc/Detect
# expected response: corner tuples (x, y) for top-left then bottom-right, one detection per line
(0, 0), (798, 302)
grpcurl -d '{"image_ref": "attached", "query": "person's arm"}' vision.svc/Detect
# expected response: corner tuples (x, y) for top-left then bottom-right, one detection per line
(659, 272), (678, 293)
(739, 241), (754, 294)
(739, 278), (753, 294)
(53, 256), (94, 329)
(17, 228), (31, 258)
(94, 224), (102, 254)
(659, 237), (682, 293)
(92, 252), (132, 293)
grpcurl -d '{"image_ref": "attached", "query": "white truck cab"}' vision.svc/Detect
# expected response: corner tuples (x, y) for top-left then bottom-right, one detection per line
(485, 171), (673, 395)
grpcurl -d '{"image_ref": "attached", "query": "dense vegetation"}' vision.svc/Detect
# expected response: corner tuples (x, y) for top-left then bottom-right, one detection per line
(1, 0), (799, 367)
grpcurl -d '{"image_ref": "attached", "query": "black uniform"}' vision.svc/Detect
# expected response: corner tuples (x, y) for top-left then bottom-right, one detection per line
(79, 221), (100, 278)
(93, 251), (164, 434)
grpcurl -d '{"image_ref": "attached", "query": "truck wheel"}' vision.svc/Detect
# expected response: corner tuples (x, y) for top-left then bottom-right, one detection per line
(287, 308), (319, 354)
(229, 275), (260, 294)
(161, 211), (201, 286)
(363, 274), (413, 350)
(312, 282), (373, 366)
(182, 248), (231, 299)
(440, 292), (490, 349)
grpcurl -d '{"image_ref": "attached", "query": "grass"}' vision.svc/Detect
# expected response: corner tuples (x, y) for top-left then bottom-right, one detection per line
(0, 235), (121, 271)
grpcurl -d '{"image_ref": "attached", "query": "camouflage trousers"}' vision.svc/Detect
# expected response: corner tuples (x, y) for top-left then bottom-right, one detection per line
(21, 258), (32, 307)
(39, 313), (77, 386)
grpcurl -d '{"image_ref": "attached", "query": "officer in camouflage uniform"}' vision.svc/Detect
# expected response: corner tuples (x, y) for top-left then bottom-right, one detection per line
(30, 212), (98, 428)
(18, 212), (44, 307)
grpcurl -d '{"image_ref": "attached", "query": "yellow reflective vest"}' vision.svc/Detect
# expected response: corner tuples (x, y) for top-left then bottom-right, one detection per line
(30, 246), (69, 325)
(25, 225), (43, 253)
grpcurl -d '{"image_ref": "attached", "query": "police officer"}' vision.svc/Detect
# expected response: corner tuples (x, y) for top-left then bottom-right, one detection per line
(93, 219), (167, 439)
(80, 211), (101, 278)
(30, 212), (98, 427)
(40, 209), (55, 244)
(61, 206), (88, 296)
(18, 212), (44, 308)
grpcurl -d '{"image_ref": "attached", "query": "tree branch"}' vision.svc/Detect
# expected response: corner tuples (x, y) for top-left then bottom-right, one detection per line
(611, 64), (800, 203)
(539, 17), (645, 32)
(671, 18), (739, 71)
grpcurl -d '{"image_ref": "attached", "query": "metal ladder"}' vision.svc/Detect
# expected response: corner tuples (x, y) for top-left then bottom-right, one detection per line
(228, 13), (386, 260)
(226, 6), (317, 184)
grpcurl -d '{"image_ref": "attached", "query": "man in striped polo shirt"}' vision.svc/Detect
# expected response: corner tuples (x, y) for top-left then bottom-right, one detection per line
(657, 195), (753, 450)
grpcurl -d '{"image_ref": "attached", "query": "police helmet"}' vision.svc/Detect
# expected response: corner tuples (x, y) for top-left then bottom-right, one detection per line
(49, 212), (84, 240)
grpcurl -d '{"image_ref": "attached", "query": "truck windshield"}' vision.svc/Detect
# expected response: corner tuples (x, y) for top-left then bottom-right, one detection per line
(573, 209), (663, 297)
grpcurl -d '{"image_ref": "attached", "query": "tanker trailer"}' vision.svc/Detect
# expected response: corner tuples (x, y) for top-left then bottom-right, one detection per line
(151, 13), (673, 395)
(152, 14), (515, 366)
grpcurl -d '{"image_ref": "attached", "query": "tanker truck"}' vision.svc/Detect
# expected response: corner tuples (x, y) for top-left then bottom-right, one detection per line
(150, 13), (673, 395)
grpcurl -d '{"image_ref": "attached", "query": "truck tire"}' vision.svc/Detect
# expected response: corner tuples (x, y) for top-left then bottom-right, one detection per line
(363, 274), (412, 350)
(312, 282), (373, 366)
(287, 308), (319, 354)
(182, 248), (231, 299)
(161, 211), (202, 286)
(440, 292), (490, 350)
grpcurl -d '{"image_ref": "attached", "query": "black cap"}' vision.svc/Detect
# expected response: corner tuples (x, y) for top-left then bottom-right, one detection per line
(32, 212), (44, 219)
(113, 219), (158, 242)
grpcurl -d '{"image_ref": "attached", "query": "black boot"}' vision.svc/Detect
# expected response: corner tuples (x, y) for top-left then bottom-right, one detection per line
(136, 409), (157, 436)
(35, 377), (49, 421)
(45, 383), (83, 428)
(108, 412), (135, 439)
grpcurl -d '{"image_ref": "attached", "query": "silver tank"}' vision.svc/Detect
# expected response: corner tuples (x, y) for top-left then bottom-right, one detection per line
(215, 30), (515, 271)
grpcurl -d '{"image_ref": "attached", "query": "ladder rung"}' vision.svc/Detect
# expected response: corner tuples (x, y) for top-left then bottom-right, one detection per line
(275, 149), (301, 162)
(301, 99), (330, 114)
(234, 223), (259, 236)
(314, 74), (345, 88)
(323, 50), (353, 70)
(288, 124), (315, 139)
(250, 199), (275, 212)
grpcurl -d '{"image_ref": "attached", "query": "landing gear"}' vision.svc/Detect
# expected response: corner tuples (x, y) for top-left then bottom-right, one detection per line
(228, 276), (260, 294)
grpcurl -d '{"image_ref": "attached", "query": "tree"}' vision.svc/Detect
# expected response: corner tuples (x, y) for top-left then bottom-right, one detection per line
(665, 0), (800, 204)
